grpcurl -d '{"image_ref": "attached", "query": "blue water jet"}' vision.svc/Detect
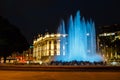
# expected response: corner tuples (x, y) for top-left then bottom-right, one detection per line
(56, 11), (102, 62)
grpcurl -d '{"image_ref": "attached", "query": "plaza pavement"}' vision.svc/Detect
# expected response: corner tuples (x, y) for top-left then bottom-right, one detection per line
(0, 71), (120, 80)
(0, 64), (120, 80)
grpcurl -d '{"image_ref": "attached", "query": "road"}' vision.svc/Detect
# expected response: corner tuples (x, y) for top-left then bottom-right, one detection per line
(0, 71), (120, 80)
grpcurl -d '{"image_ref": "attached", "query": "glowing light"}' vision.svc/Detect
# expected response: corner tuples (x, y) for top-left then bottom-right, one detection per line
(39, 61), (42, 64)
(86, 33), (90, 36)
(51, 34), (54, 37)
(57, 34), (61, 37)
(51, 40), (54, 56)
(63, 34), (66, 37)
(104, 33), (107, 36)
(45, 34), (49, 38)
(47, 41), (49, 56)
(33, 41), (36, 44)
(111, 33), (115, 35)
(111, 62), (118, 65)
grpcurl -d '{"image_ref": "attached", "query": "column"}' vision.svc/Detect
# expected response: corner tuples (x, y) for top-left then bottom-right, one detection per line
(43, 43), (46, 56)
(38, 44), (41, 60)
(35, 45), (38, 60)
(51, 40), (54, 56)
(39, 45), (41, 59)
(47, 41), (49, 56)
(56, 40), (60, 55)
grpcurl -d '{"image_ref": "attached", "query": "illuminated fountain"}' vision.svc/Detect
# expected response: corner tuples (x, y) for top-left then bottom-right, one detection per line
(56, 11), (102, 62)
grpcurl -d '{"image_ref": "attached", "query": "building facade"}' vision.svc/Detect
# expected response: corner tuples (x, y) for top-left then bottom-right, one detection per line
(33, 33), (67, 62)
(98, 31), (120, 63)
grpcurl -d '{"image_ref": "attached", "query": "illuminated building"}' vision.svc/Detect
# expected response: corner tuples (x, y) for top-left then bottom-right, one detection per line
(2, 47), (33, 64)
(97, 24), (120, 63)
(33, 33), (67, 62)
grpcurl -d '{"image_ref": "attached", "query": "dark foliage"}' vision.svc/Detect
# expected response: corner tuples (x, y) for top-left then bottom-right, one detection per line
(49, 60), (105, 66)
(0, 16), (29, 59)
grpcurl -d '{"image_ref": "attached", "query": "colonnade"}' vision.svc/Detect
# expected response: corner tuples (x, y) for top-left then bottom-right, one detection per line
(33, 38), (60, 60)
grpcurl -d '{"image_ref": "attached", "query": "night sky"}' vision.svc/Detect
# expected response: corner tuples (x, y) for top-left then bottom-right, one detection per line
(0, 0), (120, 44)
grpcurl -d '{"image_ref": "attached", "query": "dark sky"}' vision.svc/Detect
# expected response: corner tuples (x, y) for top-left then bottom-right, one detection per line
(0, 0), (120, 44)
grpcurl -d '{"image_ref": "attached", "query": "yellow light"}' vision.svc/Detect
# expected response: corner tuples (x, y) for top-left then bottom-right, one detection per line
(51, 42), (54, 50)
(57, 40), (60, 55)
(47, 41), (49, 56)
(57, 50), (60, 55)
(51, 34), (54, 37)
(45, 34), (49, 38)
(37, 38), (41, 41)
(40, 37), (42, 40)
(57, 34), (61, 37)
(51, 40), (54, 56)
(33, 41), (36, 44)
(104, 33), (107, 36)
(43, 37), (45, 39)
(51, 51), (54, 56)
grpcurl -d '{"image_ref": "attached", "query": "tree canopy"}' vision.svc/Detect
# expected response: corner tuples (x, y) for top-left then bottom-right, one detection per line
(0, 16), (29, 57)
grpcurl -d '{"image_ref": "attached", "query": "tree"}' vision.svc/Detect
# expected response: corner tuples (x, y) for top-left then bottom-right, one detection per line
(0, 16), (29, 63)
